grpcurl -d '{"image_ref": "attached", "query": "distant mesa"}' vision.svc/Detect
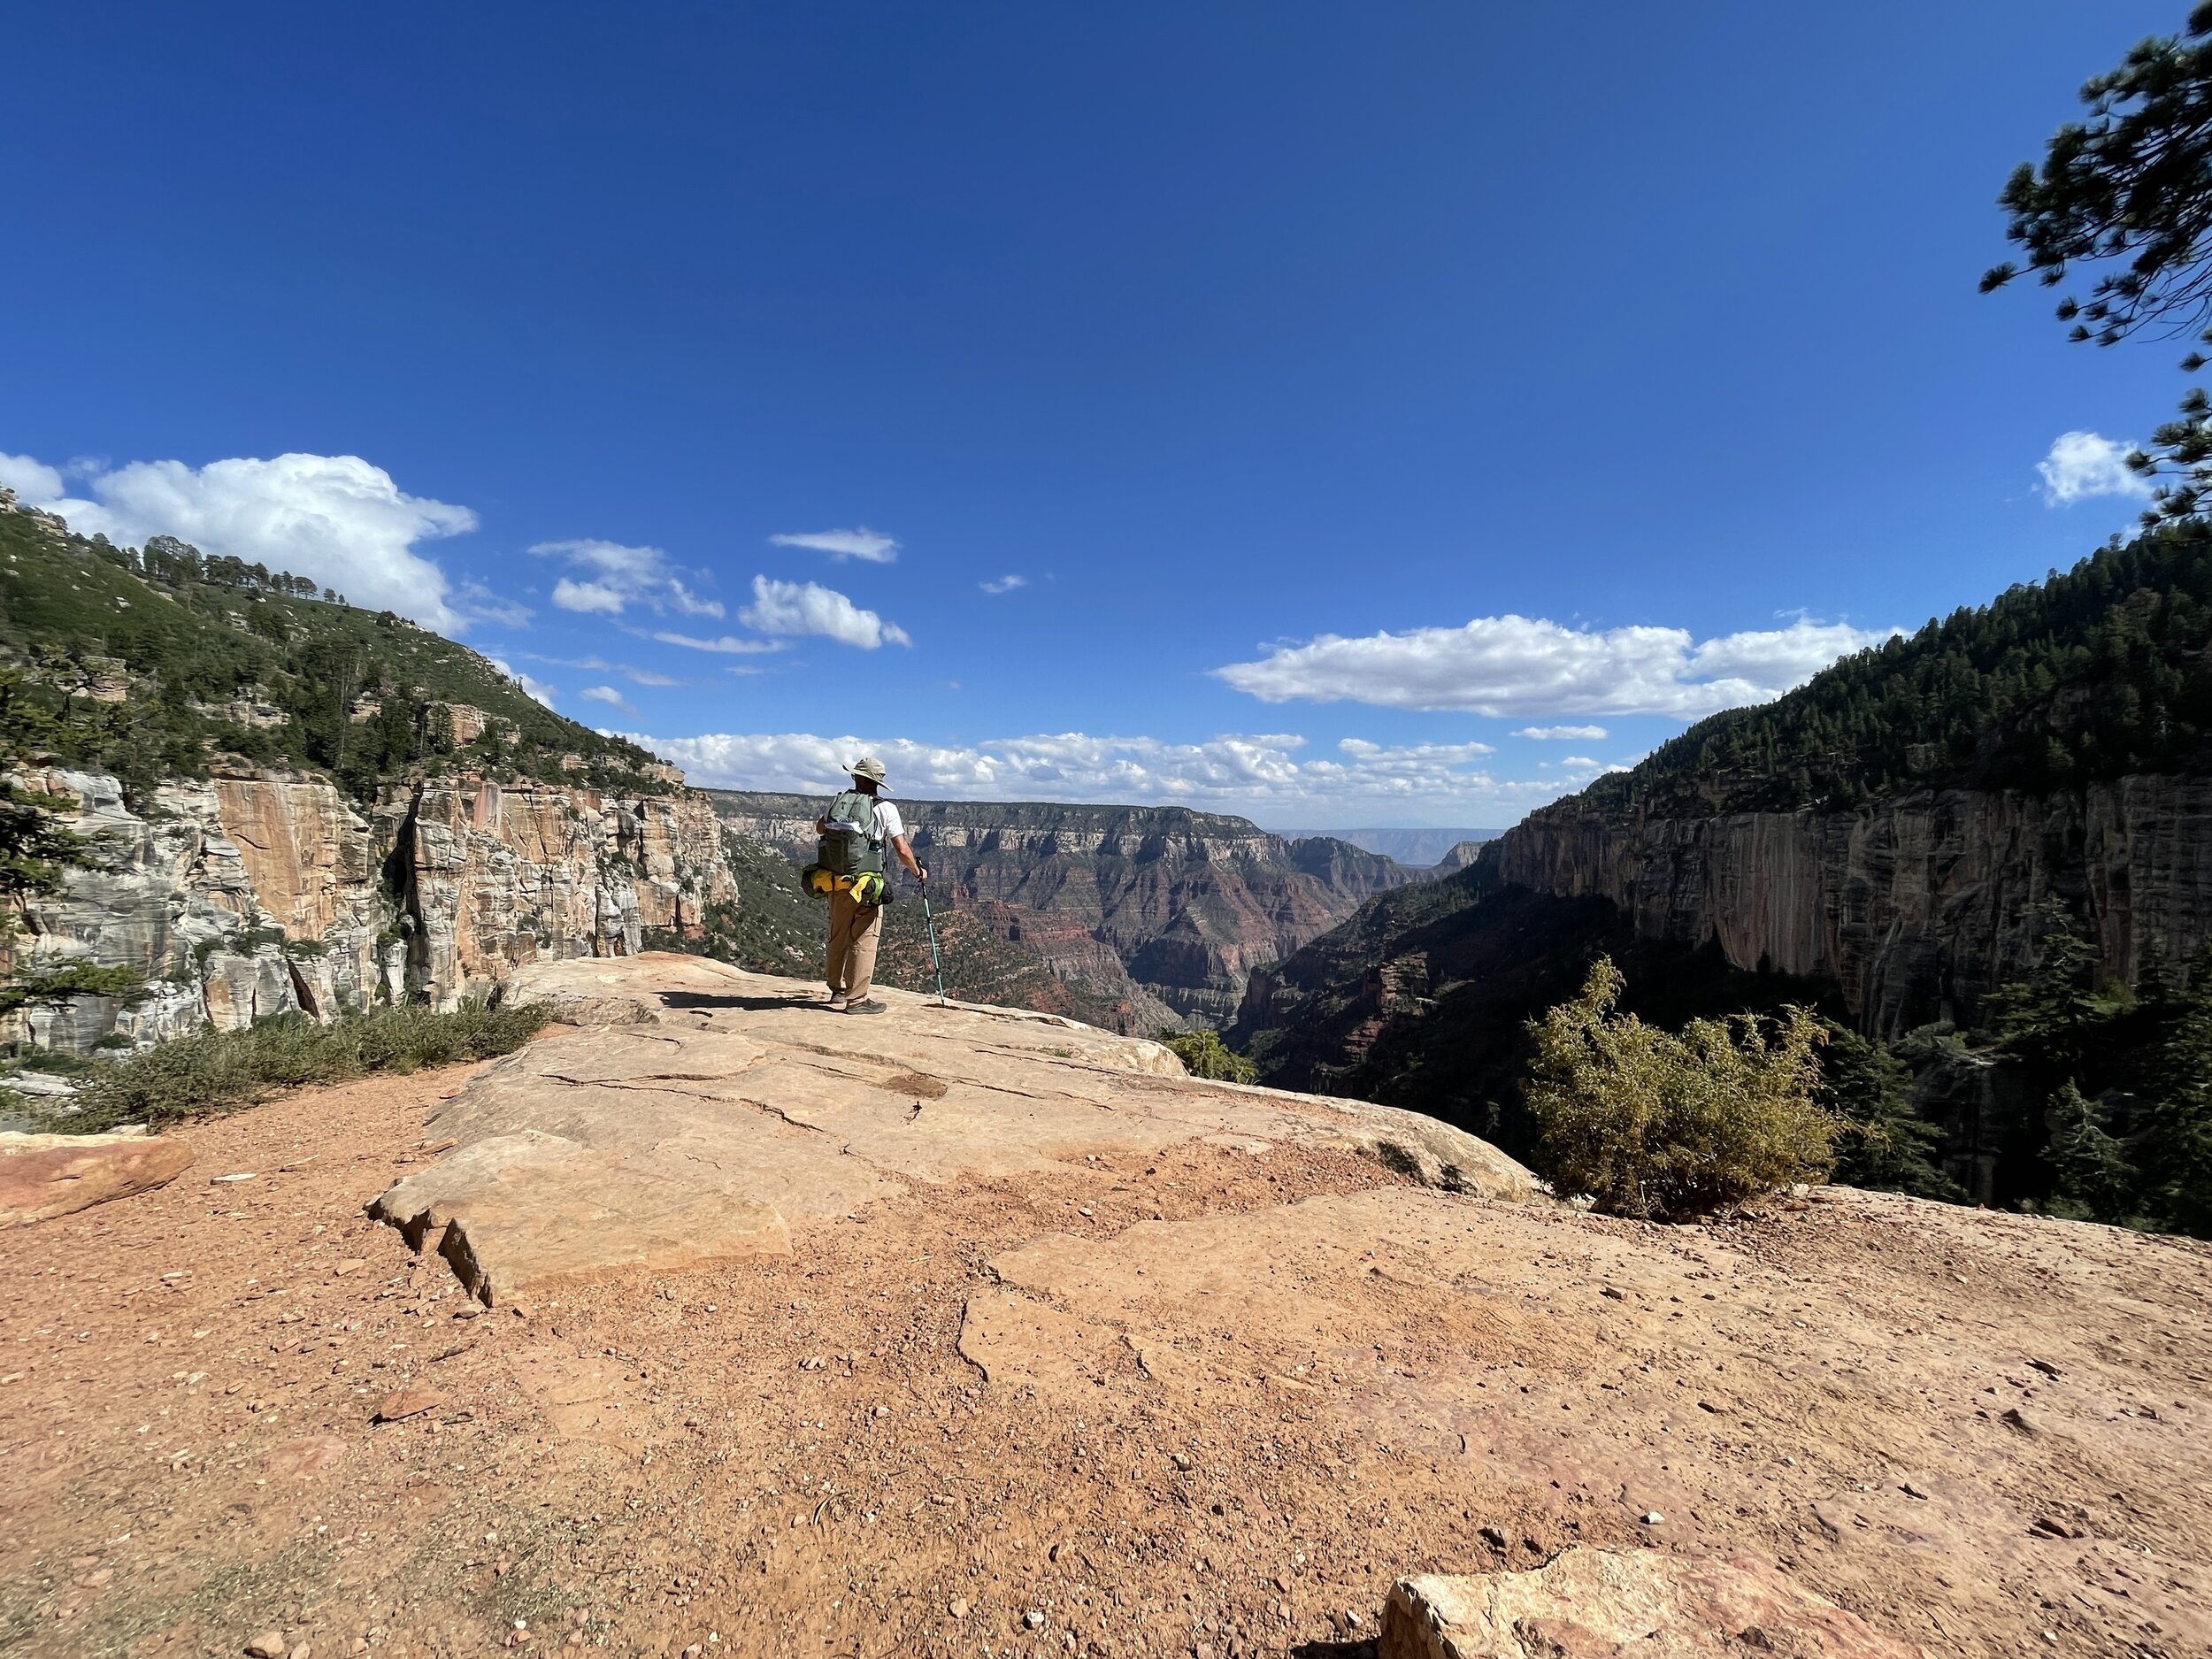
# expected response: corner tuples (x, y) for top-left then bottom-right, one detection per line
(1280, 826), (1502, 868)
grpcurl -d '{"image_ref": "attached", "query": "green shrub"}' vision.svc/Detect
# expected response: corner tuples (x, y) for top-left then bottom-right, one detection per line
(1159, 1028), (1259, 1084)
(1523, 957), (1839, 1219)
(55, 1000), (550, 1133)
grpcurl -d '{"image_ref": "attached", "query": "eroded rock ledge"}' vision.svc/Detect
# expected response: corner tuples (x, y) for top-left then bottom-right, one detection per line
(370, 953), (1537, 1303)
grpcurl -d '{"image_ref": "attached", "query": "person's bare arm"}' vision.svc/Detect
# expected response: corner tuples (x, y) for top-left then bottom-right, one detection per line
(890, 833), (926, 881)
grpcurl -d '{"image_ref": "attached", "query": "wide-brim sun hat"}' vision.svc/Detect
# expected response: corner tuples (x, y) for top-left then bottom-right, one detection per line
(849, 756), (889, 787)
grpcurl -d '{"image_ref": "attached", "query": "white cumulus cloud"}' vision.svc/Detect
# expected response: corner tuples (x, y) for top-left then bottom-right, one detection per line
(579, 684), (637, 714)
(0, 451), (66, 501)
(624, 729), (1584, 819)
(770, 527), (900, 563)
(740, 576), (910, 649)
(533, 538), (723, 618)
(2039, 430), (2153, 506)
(7, 450), (478, 631)
(649, 631), (789, 655)
(979, 574), (1027, 595)
(1215, 613), (1895, 718)
(1515, 725), (1608, 741)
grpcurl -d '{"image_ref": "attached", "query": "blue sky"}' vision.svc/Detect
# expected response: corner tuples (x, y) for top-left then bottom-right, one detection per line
(0, 2), (2189, 829)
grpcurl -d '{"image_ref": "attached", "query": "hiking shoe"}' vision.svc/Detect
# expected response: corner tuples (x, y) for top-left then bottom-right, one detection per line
(845, 999), (887, 1016)
(826, 995), (847, 1010)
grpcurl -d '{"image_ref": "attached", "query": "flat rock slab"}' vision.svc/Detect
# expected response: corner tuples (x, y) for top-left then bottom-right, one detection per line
(1382, 1548), (1921, 1658)
(373, 954), (1536, 1302)
(0, 1129), (195, 1226)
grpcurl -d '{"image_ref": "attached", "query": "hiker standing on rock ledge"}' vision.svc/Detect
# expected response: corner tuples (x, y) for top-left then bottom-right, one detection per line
(815, 756), (926, 1016)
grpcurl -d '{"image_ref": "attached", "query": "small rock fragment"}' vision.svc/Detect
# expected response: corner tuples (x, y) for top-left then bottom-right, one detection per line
(1601, 1286), (1625, 1301)
(373, 1387), (441, 1425)
(949, 1598), (969, 1619)
(211, 1172), (257, 1185)
(1479, 1525), (1508, 1550)
(2028, 1358), (2062, 1379)
(1025, 1609), (1047, 1629)
(1640, 1511), (1665, 1525)
(1170, 1451), (1192, 1471)
(2001, 1407), (2034, 1434)
(245, 1636), (285, 1659)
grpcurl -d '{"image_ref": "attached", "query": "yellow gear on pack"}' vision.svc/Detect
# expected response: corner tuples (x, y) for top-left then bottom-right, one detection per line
(798, 864), (887, 906)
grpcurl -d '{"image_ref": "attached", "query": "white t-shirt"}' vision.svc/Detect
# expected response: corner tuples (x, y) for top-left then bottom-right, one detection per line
(869, 798), (906, 845)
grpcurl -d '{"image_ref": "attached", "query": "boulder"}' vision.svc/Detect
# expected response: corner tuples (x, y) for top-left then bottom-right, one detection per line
(1381, 1548), (1917, 1659)
(0, 1130), (195, 1226)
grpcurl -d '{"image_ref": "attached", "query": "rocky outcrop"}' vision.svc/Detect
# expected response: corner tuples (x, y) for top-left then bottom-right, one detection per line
(375, 780), (733, 1009)
(1380, 1550), (1917, 1659)
(4, 766), (386, 1053)
(705, 791), (1426, 1025)
(1433, 839), (1487, 872)
(4, 765), (737, 1055)
(1491, 773), (2212, 1035)
(373, 954), (1537, 1302)
(0, 1129), (195, 1225)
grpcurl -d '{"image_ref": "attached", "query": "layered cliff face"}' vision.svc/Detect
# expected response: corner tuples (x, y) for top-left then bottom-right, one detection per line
(4, 767), (388, 1056)
(705, 791), (1425, 1025)
(1494, 772), (2212, 1037)
(4, 765), (736, 1056)
(378, 780), (733, 1008)
(1230, 772), (2212, 1206)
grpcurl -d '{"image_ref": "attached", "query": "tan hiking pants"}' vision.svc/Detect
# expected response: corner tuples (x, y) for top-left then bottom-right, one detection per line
(826, 886), (883, 1002)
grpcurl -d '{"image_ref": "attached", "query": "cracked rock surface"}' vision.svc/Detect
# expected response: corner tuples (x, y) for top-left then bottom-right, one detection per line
(370, 953), (1537, 1303)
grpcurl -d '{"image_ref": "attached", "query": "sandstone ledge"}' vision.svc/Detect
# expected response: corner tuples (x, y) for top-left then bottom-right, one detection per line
(374, 953), (1538, 1303)
(0, 1128), (194, 1226)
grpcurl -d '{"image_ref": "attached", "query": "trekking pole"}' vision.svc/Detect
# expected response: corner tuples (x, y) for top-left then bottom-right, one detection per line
(918, 874), (948, 1006)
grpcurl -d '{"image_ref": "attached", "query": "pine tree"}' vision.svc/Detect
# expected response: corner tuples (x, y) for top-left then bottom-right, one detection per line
(2043, 1079), (2139, 1224)
(1820, 1021), (1965, 1202)
(1986, 900), (2113, 1072)
(2137, 945), (2212, 1237)
(1983, 4), (2212, 525)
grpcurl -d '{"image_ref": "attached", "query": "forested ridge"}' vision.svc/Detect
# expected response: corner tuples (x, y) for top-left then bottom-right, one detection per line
(1594, 526), (2212, 817)
(0, 494), (670, 803)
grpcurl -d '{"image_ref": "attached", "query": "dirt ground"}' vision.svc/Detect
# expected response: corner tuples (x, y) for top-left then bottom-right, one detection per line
(4, 1060), (2209, 1659)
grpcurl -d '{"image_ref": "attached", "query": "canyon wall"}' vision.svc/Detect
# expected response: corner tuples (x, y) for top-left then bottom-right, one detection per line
(4, 765), (735, 1056)
(705, 791), (1425, 1025)
(1490, 772), (2212, 1036)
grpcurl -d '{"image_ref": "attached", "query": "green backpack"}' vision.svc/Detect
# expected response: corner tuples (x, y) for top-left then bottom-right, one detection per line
(815, 788), (886, 878)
